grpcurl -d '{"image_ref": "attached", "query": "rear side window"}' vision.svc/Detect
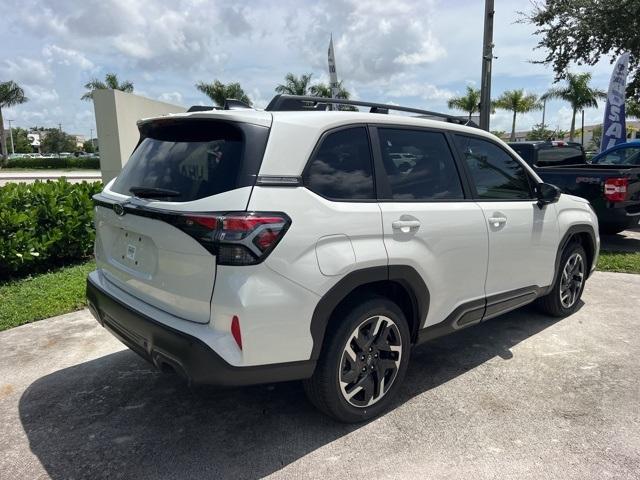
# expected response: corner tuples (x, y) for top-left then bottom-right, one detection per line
(303, 127), (375, 200)
(455, 135), (533, 200)
(377, 128), (464, 200)
(111, 119), (269, 202)
(593, 147), (640, 165)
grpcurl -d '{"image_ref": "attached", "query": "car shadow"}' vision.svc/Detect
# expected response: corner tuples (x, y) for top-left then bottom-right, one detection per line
(19, 305), (569, 479)
(600, 230), (640, 253)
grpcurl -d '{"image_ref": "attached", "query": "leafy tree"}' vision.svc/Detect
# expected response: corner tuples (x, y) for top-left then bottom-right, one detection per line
(9, 127), (33, 153)
(82, 73), (134, 101)
(0, 81), (28, 165)
(447, 86), (481, 122)
(526, 123), (567, 141)
(523, 1), (640, 99)
(195, 80), (252, 107)
(541, 73), (606, 141)
(276, 73), (314, 95)
(627, 98), (640, 118)
(490, 130), (507, 138)
(589, 125), (603, 150)
(83, 139), (96, 153)
(41, 130), (77, 155)
(493, 89), (542, 141)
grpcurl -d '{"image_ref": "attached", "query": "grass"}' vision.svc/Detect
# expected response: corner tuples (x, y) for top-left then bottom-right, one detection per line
(0, 260), (95, 332)
(597, 251), (640, 274)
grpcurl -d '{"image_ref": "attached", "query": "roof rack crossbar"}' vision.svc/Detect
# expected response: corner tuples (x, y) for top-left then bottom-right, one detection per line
(265, 94), (475, 126)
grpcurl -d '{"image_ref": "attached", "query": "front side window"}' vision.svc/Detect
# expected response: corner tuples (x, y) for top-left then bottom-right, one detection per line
(377, 128), (464, 200)
(304, 127), (375, 200)
(455, 135), (533, 200)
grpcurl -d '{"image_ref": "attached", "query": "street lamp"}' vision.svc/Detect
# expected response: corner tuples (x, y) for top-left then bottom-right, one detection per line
(7, 119), (15, 155)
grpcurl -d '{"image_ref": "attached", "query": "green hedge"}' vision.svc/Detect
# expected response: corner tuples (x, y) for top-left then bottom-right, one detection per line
(0, 179), (103, 278)
(6, 156), (100, 169)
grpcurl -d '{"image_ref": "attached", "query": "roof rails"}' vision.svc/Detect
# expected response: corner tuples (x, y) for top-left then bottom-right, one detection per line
(186, 98), (253, 113)
(265, 94), (476, 127)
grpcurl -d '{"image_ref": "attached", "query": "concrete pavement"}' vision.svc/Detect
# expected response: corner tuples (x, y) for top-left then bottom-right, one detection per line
(0, 272), (639, 479)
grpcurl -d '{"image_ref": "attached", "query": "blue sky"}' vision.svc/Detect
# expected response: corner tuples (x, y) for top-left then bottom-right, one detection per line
(0, 0), (622, 138)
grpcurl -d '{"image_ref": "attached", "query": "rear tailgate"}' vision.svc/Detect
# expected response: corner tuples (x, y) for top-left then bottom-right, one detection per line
(94, 114), (271, 324)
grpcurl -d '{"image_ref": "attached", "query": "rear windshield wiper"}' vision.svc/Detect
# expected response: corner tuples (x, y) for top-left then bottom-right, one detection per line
(129, 186), (181, 198)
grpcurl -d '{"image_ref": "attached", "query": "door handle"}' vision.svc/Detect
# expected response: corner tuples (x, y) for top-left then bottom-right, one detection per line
(392, 219), (421, 232)
(488, 216), (507, 227)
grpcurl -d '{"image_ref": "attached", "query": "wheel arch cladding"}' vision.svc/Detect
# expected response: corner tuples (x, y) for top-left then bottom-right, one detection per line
(548, 224), (597, 294)
(309, 265), (430, 360)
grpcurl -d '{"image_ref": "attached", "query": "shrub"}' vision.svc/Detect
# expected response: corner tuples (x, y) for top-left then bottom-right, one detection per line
(0, 179), (103, 278)
(6, 156), (100, 169)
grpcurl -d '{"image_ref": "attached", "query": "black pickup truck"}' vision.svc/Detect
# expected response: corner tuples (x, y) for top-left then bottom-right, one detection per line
(509, 141), (640, 234)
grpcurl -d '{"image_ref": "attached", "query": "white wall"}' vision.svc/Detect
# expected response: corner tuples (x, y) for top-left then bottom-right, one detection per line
(93, 90), (186, 183)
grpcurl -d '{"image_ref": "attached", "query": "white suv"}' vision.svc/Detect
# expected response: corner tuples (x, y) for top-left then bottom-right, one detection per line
(87, 95), (599, 422)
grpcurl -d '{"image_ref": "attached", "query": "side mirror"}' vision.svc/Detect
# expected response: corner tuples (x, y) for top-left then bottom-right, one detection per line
(536, 182), (561, 208)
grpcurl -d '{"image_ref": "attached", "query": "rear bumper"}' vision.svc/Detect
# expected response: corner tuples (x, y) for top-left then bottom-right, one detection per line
(594, 204), (640, 229)
(86, 273), (315, 386)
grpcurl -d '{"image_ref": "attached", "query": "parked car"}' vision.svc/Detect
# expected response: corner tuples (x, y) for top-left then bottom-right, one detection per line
(509, 141), (640, 234)
(591, 140), (640, 166)
(87, 95), (600, 422)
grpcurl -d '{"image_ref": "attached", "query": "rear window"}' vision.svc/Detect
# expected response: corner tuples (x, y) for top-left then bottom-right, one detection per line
(111, 119), (269, 202)
(537, 145), (585, 166)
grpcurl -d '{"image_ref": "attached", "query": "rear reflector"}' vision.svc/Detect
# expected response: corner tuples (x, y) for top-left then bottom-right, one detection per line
(604, 177), (628, 202)
(231, 315), (242, 350)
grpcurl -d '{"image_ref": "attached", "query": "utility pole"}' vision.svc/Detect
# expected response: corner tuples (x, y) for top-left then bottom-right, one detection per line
(90, 128), (94, 150)
(581, 110), (585, 146)
(7, 119), (15, 155)
(58, 123), (62, 132)
(541, 98), (547, 126)
(479, 0), (495, 131)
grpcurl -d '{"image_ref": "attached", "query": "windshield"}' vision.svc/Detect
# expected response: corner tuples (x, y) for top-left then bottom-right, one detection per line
(592, 146), (640, 165)
(111, 119), (269, 202)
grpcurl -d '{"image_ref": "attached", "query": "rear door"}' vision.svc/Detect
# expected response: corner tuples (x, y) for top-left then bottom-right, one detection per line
(452, 134), (559, 301)
(95, 116), (270, 323)
(373, 126), (489, 328)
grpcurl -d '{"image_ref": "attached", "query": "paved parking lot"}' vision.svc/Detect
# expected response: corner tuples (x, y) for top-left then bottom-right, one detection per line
(1, 271), (639, 479)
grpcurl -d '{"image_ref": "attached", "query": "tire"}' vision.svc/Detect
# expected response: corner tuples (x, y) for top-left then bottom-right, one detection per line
(303, 296), (411, 423)
(537, 242), (587, 317)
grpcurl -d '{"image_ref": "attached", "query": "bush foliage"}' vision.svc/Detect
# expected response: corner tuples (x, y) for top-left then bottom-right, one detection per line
(6, 156), (100, 169)
(0, 179), (102, 277)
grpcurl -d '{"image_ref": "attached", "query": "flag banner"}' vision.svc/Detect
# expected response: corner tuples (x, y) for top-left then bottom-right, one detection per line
(328, 35), (339, 100)
(601, 52), (630, 152)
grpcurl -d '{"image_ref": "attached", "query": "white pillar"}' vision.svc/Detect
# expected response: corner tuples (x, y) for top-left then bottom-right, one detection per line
(93, 90), (186, 184)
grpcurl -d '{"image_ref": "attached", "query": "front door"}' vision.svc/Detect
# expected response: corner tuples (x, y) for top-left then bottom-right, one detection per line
(452, 134), (559, 301)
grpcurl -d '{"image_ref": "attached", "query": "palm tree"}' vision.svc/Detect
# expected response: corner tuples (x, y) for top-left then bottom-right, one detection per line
(494, 89), (542, 141)
(276, 73), (314, 95)
(541, 73), (606, 141)
(81, 73), (134, 101)
(195, 80), (252, 107)
(447, 86), (481, 122)
(308, 81), (358, 111)
(0, 81), (28, 166)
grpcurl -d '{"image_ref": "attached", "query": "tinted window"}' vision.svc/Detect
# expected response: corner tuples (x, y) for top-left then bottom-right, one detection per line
(112, 120), (268, 202)
(455, 135), (533, 200)
(593, 147), (640, 165)
(537, 145), (585, 166)
(378, 129), (464, 200)
(304, 127), (375, 200)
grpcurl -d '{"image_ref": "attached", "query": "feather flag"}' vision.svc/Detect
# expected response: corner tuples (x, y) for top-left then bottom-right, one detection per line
(601, 53), (630, 152)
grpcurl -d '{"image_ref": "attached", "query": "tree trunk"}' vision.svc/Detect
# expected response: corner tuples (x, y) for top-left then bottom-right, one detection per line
(510, 110), (517, 141)
(0, 106), (7, 167)
(569, 107), (576, 141)
(468, 111), (472, 122)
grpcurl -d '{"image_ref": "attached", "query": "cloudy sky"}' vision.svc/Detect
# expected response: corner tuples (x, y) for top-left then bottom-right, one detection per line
(1, 0), (622, 138)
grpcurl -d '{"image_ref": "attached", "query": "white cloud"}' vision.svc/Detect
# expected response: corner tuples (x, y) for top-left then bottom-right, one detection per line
(0, 58), (51, 86)
(158, 92), (184, 105)
(387, 82), (454, 101)
(43, 45), (95, 70)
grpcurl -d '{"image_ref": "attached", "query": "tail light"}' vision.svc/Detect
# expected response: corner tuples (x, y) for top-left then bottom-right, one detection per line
(604, 178), (628, 202)
(176, 212), (290, 266)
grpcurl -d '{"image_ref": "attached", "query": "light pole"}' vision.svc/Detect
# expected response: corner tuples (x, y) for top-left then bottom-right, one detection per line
(7, 119), (15, 155)
(479, 0), (495, 131)
(581, 109), (585, 146)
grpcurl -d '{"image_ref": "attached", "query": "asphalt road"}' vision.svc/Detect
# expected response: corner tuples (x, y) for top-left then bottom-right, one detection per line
(1, 272), (639, 479)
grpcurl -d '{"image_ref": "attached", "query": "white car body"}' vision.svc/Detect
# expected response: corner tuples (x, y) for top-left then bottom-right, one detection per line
(87, 98), (599, 420)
